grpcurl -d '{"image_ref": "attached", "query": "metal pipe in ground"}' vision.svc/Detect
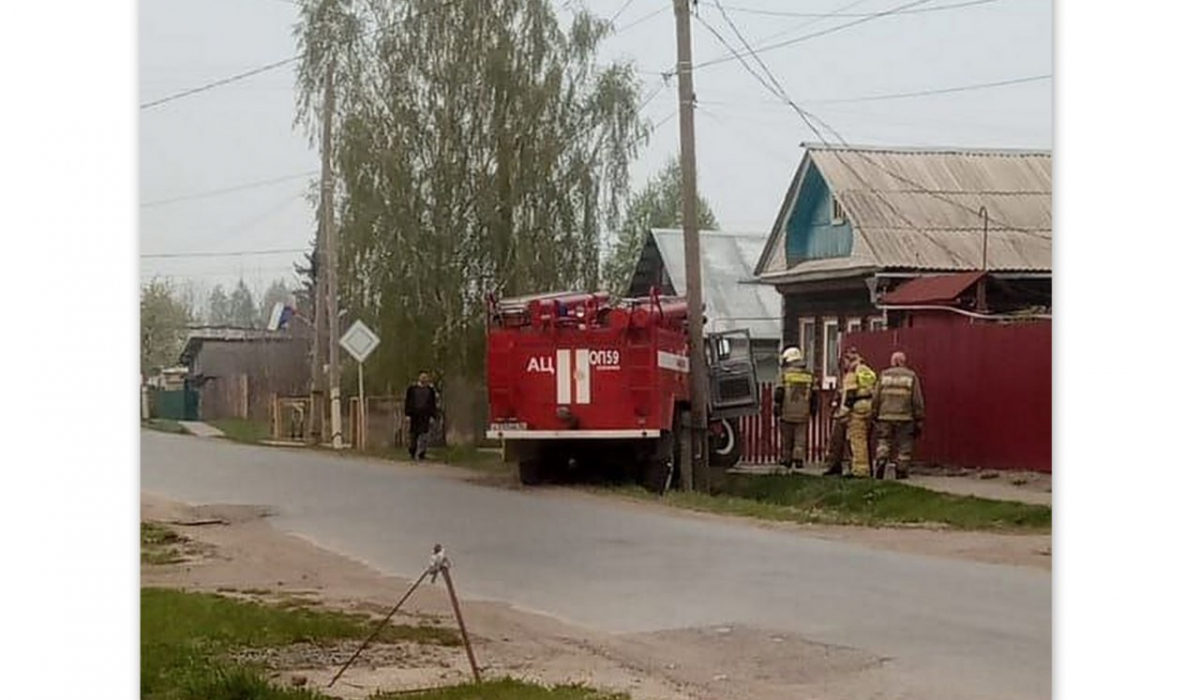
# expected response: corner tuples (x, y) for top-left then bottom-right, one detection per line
(440, 564), (482, 684)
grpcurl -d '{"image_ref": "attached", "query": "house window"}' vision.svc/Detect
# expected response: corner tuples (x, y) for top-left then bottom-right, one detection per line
(798, 317), (816, 370)
(846, 318), (863, 334)
(822, 319), (841, 389)
(831, 196), (846, 224)
(868, 316), (885, 332)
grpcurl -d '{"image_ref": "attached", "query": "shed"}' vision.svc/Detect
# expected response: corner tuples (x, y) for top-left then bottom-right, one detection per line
(179, 326), (311, 422)
(627, 228), (782, 381)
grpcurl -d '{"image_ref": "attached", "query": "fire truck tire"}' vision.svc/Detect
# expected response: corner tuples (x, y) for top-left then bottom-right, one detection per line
(708, 418), (742, 469)
(517, 459), (543, 486)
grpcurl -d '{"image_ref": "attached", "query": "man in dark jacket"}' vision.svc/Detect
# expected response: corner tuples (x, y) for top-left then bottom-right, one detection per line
(404, 371), (438, 460)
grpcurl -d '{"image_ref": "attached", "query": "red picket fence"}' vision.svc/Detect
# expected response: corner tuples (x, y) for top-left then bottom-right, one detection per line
(737, 384), (837, 466)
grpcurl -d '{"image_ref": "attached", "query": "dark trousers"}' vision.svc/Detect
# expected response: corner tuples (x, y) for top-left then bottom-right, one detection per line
(408, 414), (432, 457)
(824, 417), (849, 472)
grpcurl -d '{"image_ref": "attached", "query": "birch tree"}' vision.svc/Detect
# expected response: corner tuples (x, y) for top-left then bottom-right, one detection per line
(294, 0), (647, 389)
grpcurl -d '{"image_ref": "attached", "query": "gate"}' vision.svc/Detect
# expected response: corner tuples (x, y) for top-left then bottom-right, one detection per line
(737, 383), (834, 466)
(150, 388), (199, 421)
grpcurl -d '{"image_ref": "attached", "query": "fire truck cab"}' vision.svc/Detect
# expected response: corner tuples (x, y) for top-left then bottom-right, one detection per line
(485, 290), (760, 490)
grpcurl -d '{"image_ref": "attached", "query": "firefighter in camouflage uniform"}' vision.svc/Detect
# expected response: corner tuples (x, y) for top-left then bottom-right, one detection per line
(773, 347), (818, 472)
(872, 351), (925, 480)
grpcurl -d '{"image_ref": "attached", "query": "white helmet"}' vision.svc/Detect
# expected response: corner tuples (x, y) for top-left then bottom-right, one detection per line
(780, 346), (803, 365)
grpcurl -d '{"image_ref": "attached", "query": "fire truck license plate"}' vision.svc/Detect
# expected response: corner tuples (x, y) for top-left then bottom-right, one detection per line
(490, 422), (527, 431)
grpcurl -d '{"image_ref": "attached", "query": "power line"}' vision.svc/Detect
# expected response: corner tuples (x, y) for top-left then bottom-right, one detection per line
(141, 171), (317, 209)
(140, 0), (469, 111)
(806, 74), (1052, 104)
(688, 0), (941, 73)
(140, 267), (299, 279)
(140, 57), (300, 110)
(697, 74), (1052, 107)
(612, 5), (670, 34)
(609, 0), (637, 25)
(700, 0), (1004, 20)
(651, 109), (678, 131)
(140, 248), (307, 259)
(698, 2), (949, 262)
(702, 2), (1038, 235)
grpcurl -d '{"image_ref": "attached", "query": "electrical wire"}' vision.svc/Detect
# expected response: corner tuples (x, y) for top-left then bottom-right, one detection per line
(697, 3), (949, 262)
(141, 171), (317, 209)
(701, 1), (1041, 236)
(609, 0), (637, 25)
(140, 0), (470, 111)
(612, 5), (670, 34)
(696, 74), (1051, 107)
(700, 0), (1004, 20)
(687, 0), (940, 73)
(806, 74), (1051, 104)
(141, 248), (307, 259)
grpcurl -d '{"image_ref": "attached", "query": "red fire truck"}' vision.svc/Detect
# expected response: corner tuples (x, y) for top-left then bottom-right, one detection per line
(485, 290), (761, 490)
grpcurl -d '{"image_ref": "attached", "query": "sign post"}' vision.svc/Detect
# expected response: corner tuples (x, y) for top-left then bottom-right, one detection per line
(339, 320), (381, 450)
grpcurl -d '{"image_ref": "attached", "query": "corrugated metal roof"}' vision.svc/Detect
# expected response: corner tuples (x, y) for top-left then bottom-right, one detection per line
(880, 271), (986, 305)
(756, 146), (1052, 280)
(650, 229), (781, 340)
(810, 146), (1051, 271)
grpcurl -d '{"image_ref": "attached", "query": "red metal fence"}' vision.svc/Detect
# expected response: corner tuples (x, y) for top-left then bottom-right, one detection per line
(737, 321), (1050, 472)
(845, 322), (1051, 473)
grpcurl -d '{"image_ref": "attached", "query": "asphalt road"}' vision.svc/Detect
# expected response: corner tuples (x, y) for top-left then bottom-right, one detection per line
(141, 431), (1050, 699)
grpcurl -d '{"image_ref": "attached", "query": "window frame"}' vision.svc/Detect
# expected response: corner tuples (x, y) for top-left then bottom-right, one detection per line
(798, 316), (817, 372)
(868, 315), (885, 332)
(831, 196), (846, 225)
(821, 319), (841, 390)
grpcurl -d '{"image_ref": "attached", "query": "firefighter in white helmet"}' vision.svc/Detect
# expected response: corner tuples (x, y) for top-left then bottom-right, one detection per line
(773, 346), (818, 473)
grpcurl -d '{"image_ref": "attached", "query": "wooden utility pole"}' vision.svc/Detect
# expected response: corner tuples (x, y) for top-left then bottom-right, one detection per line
(308, 238), (326, 444)
(320, 64), (344, 449)
(673, 0), (709, 492)
(307, 90), (329, 445)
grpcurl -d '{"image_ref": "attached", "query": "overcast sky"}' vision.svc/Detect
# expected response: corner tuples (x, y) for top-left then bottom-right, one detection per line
(139, 0), (1052, 298)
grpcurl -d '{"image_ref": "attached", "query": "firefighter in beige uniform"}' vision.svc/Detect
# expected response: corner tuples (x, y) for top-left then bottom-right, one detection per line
(872, 351), (925, 480)
(842, 348), (877, 478)
(773, 347), (818, 472)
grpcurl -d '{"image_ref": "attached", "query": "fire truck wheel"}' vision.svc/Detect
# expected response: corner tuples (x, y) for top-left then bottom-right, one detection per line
(708, 418), (742, 469)
(517, 459), (543, 486)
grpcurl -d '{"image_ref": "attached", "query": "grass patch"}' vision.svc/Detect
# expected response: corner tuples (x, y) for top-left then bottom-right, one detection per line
(142, 588), (462, 700)
(143, 418), (187, 434)
(608, 473), (1051, 532)
(142, 588), (613, 700)
(211, 417), (272, 444)
(372, 678), (629, 699)
(142, 522), (187, 565)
